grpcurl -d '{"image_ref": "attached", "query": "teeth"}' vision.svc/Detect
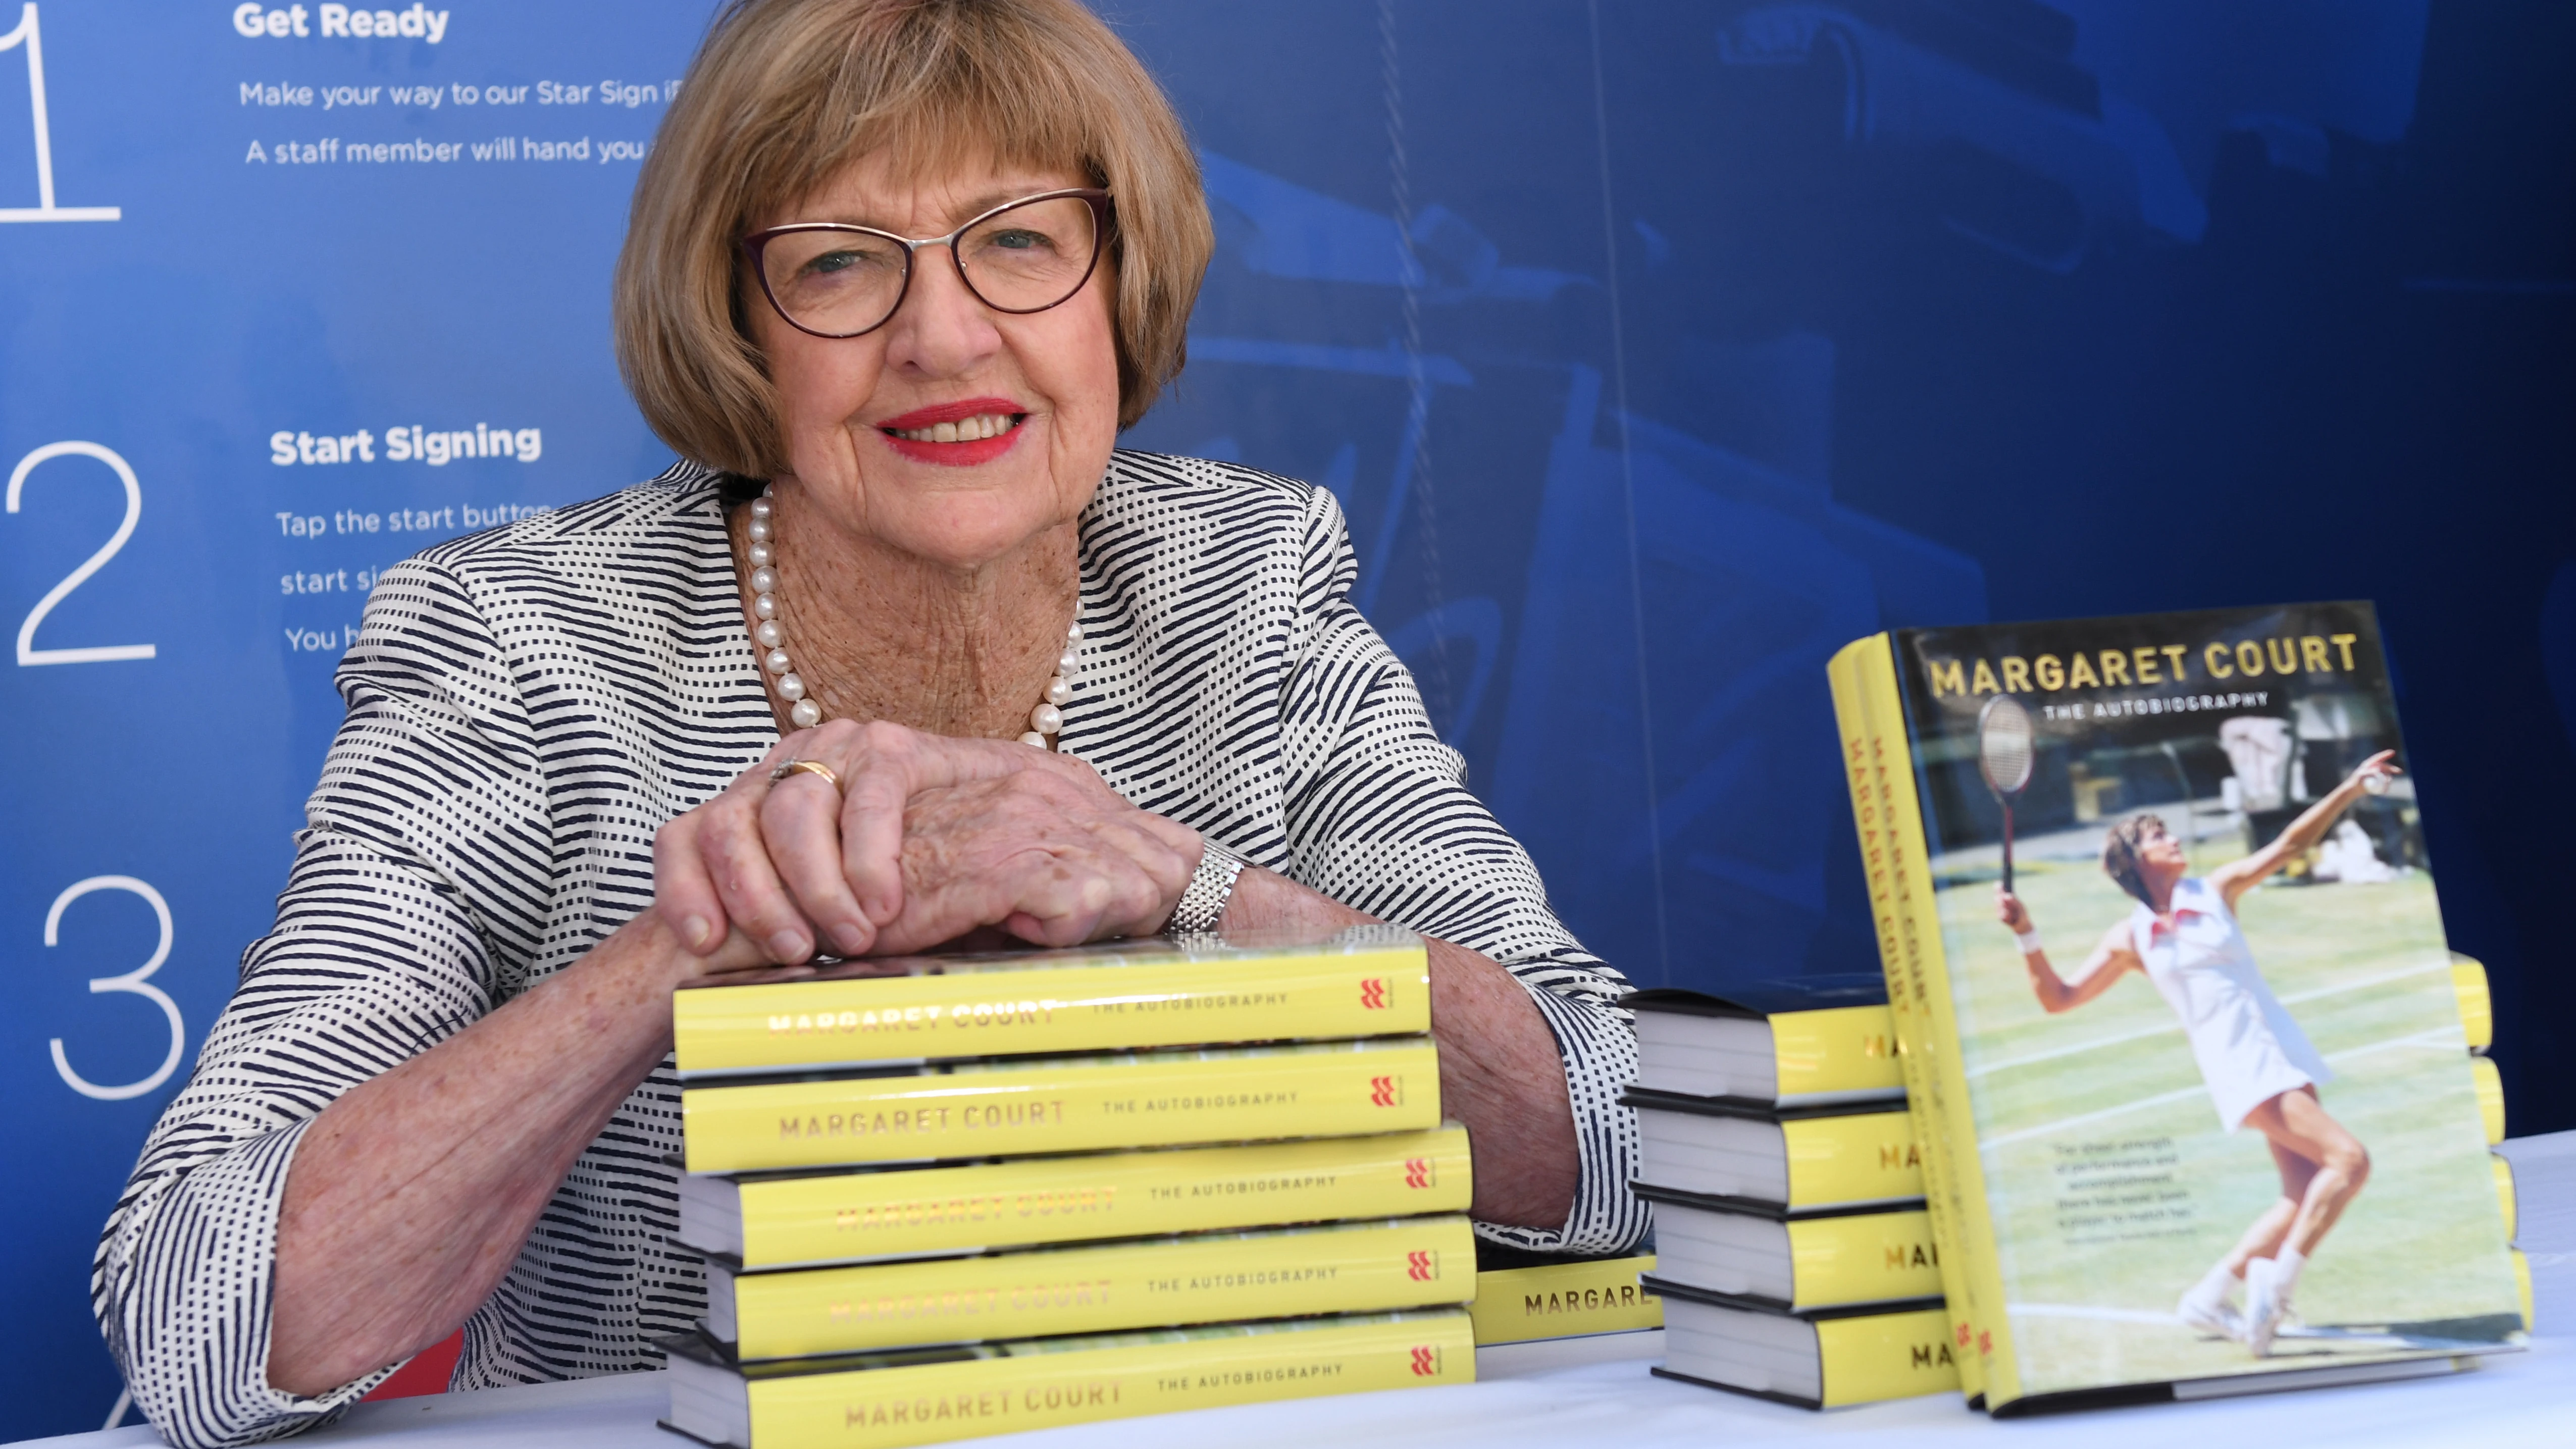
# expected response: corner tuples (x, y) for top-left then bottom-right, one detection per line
(891, 412), (1017, 443)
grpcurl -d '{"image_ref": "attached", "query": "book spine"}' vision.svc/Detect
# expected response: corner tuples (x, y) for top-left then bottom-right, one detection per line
(1786, 1207), (1942, 1309)
(683, 1041), (1442, 1174)
(1770, 1005), (1905, 1101)
(1828, 636), (1983, 1403)
(732, 1126), (1473, 1269)
(2493, 1152), (2517, 1242)
(2472, 1055), (2505, 1145)
(1781, 1111), (1924, 1208)
(1814, 1304), (1962, 1408)
(725, 1217), (1477, 1361)
(2450, 955), (2492, 1052)
(1468, 1255), (1661, 1345)
(676, 948), (1431, 1074)
(1850, 632), (2022, 1404)
(746, 1310), (1476, 1448)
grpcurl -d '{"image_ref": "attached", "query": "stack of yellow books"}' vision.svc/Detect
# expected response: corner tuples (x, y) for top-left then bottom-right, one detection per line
(656, 925), (1478, 1448)
(1621, 981), (1965, 1409)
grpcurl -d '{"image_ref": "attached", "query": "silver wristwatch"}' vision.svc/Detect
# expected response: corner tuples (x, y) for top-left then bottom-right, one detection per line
(1166, 841), (1246, 935)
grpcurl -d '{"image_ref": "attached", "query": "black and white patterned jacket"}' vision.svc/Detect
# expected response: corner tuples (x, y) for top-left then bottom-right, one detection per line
(93, 453), (1646, 1447)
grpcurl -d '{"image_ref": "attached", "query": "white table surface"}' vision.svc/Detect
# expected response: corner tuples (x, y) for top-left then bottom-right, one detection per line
(27, 1130), (2576, 1449)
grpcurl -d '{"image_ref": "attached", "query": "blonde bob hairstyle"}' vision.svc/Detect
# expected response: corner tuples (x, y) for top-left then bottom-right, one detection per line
(614, 0), (1213, 479)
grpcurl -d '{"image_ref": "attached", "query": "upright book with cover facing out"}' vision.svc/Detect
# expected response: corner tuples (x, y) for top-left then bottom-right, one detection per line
(674, 925), (1429, 1076)
(1831, 603), (2523, 1413)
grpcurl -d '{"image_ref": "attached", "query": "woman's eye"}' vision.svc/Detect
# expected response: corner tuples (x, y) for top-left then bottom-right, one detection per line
(808, 249), (862, 275)
(988, 229), (1048, 251)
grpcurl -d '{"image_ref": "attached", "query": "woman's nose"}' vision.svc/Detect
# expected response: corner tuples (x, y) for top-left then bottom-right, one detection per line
(881, 245), (1002, 378)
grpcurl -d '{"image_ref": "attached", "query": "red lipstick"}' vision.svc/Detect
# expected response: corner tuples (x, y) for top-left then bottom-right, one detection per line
(875, 397), (1028, 467)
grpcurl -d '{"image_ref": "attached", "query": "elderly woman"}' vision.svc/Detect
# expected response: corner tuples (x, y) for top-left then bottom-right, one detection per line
(94, 0), (1643, 1442)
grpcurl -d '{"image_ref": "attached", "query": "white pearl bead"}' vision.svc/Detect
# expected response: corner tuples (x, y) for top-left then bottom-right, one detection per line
(747, 541), (772, 567)
(765, 648), (792, 675)
(750, 566), (778, 594)
(778, 672), (806, 701)
(750, 497), (773, 519)
(747, 518), (771, 543)
(1030, 702), (1062, 735)
(1066, 619), (1083, 643)
(755, 619), (783, 648)
(754, 593), (778, 619)
(791, 699), (822, 728)
(1045, 676), (1072, 705)
(1019, 731), (1048, 748)
(1057, 648), (1079, 677)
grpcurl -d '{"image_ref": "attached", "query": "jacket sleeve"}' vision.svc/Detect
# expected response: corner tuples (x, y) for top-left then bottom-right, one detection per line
(92, 557), (545, 1446)
(1272, 487), (1647, 1255)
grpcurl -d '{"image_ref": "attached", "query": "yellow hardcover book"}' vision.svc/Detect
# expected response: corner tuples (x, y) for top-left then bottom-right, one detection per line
(709, 1216), (1476, 1360)
(2494, 1152), (2517, 1241)
(1824, 641), (1978, 1400)
(680, 1126), (1473, 1270)
(1468, 1255), (1660, 1345)
(661, 1310), (1476, 1449)
(2451, 954), (2492, 1053)
(682, 1039), (1440, 1174)
(1653, 1278), (1955, 1410)
(2472, 1055), (2505, 1144)
(1850, 607), (2523, 1413)
(1636, 1188), (1941, 1312)
(2513, 1249), (2533, 1330)
(1625, 988), (1901, 1107)
(1627, 1093), (1922, 1210)
(1838, 633), (1998, 1401)
(675, 926), (1429, 1076)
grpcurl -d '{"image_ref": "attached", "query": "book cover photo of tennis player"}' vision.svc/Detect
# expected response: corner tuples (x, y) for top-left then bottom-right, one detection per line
(1893, 601), (2523, 1396)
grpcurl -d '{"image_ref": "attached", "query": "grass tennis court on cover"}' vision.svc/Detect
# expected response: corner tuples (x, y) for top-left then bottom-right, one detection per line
(1930, 843), (2521, 1394)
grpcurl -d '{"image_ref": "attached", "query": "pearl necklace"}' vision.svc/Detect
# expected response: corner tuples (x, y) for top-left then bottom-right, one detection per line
(744, 488), (1076, 748)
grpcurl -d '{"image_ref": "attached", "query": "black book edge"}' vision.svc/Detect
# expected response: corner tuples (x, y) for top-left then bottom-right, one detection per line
(654, 1421), (735, 1448)
(656, 1328), (984, 1379)
(1645, 1275), (1944, 1323)
(1650, 1364), (1824, 1412)
(1622, 978), (1888, 1020)
(1629, 1181), (1929, 1223)
(1621, 1086), (1913, 1123)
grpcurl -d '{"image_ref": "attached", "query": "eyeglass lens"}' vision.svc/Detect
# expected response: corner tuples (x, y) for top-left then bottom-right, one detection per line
(758, 194), (1099, 337)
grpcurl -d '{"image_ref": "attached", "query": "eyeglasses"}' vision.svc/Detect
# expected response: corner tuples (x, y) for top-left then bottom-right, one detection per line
(741, 188), (1111, 340)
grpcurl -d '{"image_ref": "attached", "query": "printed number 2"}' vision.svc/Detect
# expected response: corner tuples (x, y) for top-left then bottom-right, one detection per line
(8, 441), (155, 665)
(45, 876), (184, 1101)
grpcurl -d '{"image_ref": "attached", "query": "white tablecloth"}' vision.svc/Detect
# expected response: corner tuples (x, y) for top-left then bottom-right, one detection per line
(26, 1131), (2576, 1449)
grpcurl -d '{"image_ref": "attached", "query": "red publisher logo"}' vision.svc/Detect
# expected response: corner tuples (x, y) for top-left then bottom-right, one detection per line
(1406, 1250), (1438, 1281)
(1359, 977), (1390, 1009)
(1369, 1075), (1402, 1107)
(1402, 1156), (1434, 1189)
(1409, 1346), (1442, 1376)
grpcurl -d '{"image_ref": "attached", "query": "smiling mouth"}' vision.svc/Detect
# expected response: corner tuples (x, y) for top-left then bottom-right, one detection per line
(881, 411), (1024, 444)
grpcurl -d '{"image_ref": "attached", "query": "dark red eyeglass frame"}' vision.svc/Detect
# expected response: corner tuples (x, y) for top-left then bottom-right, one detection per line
(739, 187), (1114, 340)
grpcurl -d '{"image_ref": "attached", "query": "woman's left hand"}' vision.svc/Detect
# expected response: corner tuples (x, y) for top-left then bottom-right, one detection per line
(655, 719), (1202, 961)
(865, 772), (1202, 955)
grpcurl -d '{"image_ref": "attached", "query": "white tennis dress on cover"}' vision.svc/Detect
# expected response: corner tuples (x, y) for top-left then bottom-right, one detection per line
(2128, 877), (2333, 1131)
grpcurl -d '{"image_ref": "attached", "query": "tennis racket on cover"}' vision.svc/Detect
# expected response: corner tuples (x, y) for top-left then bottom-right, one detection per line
(1978, 695), (2035, 893)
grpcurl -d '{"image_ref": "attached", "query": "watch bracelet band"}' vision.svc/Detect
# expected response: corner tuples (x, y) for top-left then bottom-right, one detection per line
(1167, 841), (1246, 935)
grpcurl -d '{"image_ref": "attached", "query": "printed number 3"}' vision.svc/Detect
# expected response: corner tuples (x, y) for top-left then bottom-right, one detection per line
(8, 441), (156, 665)
(45, 876), (184, 1101)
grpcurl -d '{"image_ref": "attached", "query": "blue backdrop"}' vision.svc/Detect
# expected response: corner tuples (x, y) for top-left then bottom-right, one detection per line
(4, 1), (2570, 1436)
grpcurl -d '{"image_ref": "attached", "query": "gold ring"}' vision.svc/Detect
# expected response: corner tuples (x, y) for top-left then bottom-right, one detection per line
(768, 758), (842, 793)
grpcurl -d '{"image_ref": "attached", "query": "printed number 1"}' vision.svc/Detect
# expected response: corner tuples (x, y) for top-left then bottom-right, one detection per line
(0, 4), (122, 222)
(45, 876), (185, 1101)
(8, 441), (155, 665)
